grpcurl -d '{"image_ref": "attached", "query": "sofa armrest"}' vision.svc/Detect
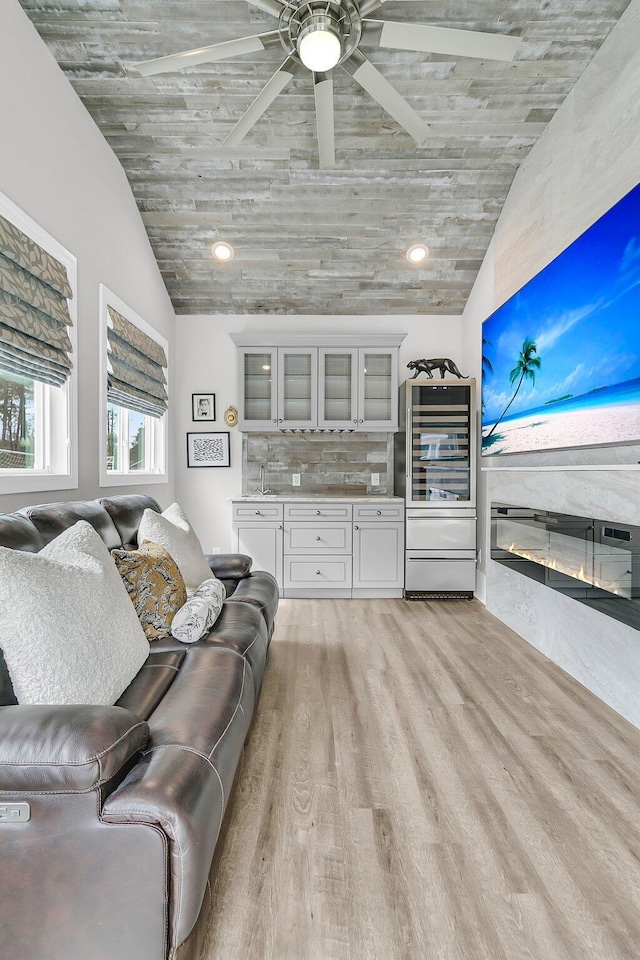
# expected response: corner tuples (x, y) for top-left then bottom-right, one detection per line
(0, 705), (149, 792)
(205, 553), (252, 581)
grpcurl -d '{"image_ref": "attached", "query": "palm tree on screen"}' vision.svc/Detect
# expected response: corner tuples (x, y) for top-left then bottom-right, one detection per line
(485, 337), (541, 439)
(482, 337), (493, 376)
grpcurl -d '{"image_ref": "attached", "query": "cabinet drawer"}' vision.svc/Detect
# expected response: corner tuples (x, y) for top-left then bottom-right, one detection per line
(405, 556), (476, 593)
(285, 521), (352, 555)
(353, 503), (404, 522)
(284, 503), (353, 521)
(284, 556), (352, 589)
(233, 502), (284, 521)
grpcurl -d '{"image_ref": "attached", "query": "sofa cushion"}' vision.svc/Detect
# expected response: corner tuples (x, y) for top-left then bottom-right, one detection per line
(99, 495), (161, 551)
(113, 541), (187, 640)
(0, 704), (149, 792)
(138, 503), (212, 593)
(0, 521), (149, 705)
(19, 499), (122, 550)
(153, 601), (268, 698)
(226, 570), (279, 639)
(0, 512), (44, 552)
(103, 646), (253, 949)
(117, 651), (185, 720)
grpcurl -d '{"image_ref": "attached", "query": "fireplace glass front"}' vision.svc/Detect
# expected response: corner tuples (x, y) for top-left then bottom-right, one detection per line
(491, 503), (640, 631)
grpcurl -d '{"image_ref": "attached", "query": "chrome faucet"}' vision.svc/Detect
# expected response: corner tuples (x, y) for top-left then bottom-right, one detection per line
(256, 464), (272, 496)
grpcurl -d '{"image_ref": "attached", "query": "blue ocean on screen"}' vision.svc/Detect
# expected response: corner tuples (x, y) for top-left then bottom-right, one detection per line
(482, 181), (640, 454)
(496, 377), (640, 425)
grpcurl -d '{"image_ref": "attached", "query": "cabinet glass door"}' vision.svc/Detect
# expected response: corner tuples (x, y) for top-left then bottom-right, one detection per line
(409, 382), (472, 504)
(239, 349), (277, 430)
(278, 348), (317, 428)
(359, 349), (397, 429)
(318, 349), (358, 427)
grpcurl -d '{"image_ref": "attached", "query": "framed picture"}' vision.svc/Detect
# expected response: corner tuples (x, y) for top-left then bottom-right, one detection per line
(192, 393), (216, 421)
(186, 431), (230, 468)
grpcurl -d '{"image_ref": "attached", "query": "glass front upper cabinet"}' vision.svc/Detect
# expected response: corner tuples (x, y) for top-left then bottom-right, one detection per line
(358, 349), (397, 429)
(318, 348), (358, 428)
(238, 348), (278, 430)
(277, 348), (317, 428)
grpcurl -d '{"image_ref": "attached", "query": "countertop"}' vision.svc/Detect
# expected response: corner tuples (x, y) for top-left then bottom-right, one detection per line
(232, 495), (404, 503)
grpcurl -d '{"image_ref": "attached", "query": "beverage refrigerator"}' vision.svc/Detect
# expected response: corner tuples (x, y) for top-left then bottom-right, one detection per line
(394, 378), (477, 598)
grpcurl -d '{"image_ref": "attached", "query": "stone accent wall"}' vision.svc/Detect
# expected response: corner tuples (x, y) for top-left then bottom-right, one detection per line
(243, 432), (394, 496)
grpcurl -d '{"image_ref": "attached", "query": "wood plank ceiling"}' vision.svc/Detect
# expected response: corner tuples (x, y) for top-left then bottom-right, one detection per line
(20, 0), (631, 315)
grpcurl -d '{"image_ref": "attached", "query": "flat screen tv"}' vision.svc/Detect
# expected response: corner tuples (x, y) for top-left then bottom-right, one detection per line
(482, 182), (640, 456)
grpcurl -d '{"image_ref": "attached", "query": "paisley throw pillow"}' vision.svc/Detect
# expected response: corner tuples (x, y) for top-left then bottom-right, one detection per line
(112, 540), (187, 641)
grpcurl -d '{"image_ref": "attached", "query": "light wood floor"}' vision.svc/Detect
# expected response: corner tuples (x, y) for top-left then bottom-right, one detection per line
(205, 599), (640, 960)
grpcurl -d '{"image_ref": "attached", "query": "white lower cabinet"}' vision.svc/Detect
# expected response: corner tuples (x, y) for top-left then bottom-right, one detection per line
(234, 520), (283, 588)
(233, 499), (404, 598)
(352, 522), (404, 595)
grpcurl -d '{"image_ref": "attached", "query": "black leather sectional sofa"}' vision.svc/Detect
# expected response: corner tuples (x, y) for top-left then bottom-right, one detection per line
(0, 494), (279, 960)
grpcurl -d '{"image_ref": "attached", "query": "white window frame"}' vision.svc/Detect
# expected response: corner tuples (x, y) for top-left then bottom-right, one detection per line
(99, 284), (168, 487)
(0, 190), (78, 496)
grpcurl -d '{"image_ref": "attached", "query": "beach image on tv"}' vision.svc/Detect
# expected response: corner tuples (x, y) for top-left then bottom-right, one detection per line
(482, 182), (640, 456)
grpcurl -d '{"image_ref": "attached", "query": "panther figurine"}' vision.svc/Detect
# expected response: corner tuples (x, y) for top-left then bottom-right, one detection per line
(407, 358), (467, 379)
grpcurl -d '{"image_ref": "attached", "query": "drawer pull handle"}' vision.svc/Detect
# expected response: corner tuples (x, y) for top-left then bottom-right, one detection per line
(354, 525), (359, 530)
(255, 510), (261, 515)
(278, 524), (283, 530)
(272, 418), (277, 423)
(316, 536), (321, 541)
(376, 510), (382, 516)
(316, 570), (321, 575)
(316, 510), (321, 515)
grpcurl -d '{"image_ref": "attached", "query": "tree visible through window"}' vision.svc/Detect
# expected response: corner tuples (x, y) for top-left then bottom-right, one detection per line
(0, 372), (36, 469)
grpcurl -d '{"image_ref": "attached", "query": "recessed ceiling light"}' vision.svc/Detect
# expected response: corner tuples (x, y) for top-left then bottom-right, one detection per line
(212, 241), (234, 261)
(406, 243), (429, 264)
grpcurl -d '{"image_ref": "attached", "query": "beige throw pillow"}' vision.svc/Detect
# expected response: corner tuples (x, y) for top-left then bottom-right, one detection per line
(138, 503), (212, 593)
(112, 541), (187, 641)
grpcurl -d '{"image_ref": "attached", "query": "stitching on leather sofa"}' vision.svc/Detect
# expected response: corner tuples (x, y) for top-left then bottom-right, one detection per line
(0, 720), (148, 767)
(208, 661), (247, 760)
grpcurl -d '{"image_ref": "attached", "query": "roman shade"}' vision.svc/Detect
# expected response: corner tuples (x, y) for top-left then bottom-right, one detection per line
(107, 306), (168, 419)
(0, 214), (73, 387)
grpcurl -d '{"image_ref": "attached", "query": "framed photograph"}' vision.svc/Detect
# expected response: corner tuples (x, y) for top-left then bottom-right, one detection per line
(192, 393), (216, 422)
(186, 431), (230, 468)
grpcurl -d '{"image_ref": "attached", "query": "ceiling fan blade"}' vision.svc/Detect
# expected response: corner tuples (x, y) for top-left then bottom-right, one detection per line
(362, 20), (520, 62)
(135, 32), (281, 77)
(342, 51), (429, 146)
(314, 72), (335, 169)
(224, 57), (299, 147)
(245, 0), (284, 16)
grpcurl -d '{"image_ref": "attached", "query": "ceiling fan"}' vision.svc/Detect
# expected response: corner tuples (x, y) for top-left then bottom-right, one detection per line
(135, 0), (521, 168)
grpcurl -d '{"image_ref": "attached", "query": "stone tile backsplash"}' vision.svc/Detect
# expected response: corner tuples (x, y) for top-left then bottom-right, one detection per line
(243, 432), (394, 496)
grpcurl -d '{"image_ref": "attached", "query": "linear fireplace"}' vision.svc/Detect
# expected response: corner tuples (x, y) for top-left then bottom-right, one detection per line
(491, 503), (640, 631)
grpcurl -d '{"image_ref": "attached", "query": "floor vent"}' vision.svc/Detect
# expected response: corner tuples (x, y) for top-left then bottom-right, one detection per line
(405, 591), (474, 601)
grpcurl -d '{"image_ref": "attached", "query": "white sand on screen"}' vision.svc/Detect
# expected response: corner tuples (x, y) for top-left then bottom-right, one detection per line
(483, 402), (640, 454)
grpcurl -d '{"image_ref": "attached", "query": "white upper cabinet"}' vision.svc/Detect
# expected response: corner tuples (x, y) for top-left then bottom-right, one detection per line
(238, 347), (278, 432)
(233, 334), (405, 432)
(277, 347), (318, 429)
(317, 348), (358, 428)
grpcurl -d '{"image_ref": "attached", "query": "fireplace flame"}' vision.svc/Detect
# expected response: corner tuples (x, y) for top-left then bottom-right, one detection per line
(503, 543), (627, 599)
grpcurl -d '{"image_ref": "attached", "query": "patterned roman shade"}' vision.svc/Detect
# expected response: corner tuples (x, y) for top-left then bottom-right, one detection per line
(107, 306), (168, 419)
(0, 213), (73, 387)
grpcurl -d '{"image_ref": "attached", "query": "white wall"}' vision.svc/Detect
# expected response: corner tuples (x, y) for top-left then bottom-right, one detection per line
(175, 314), (463, 554)
(0, 0), (176, 513)
(461, 0), (640, 726)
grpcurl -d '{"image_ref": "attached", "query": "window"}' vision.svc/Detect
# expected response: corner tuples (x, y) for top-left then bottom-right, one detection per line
(0, 190), (77, 495)
(100, 285), (168, 486)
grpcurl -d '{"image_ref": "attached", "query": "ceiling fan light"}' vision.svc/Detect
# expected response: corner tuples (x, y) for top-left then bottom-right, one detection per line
(298, 27), (342, 73)
(406, 243), (429, 264)
(212, 241), (234, 261)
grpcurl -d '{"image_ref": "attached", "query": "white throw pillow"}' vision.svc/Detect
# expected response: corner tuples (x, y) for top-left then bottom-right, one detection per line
(0, 521), (149, 705)
(138, 503), (212, 593)
(171, 578), (226, 643)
